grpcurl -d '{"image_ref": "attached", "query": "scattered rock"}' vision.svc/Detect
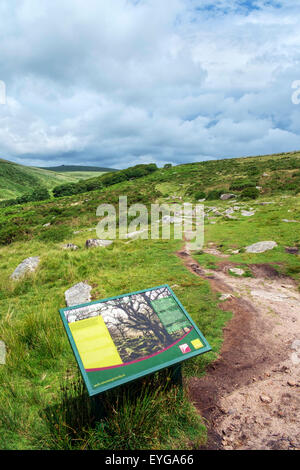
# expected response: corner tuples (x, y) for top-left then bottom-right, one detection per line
(211, 209), (222, 217)
(125, 229), (148, 239)
(219, 293), (234, 301)
(11, 257), (40, 280)
(245, 241), (278, 253)
(65, 282), (92, 307)
(0, 341), (6, 365)
(241, 210), (255, 217)
(224, 208), (234, 216)
(285, 246), (299, 255)
(250, 290), (289, 302)
(62, 243), (79, 251)
(161, 215), (182, 224)
(220, 194), (236, 201)
(260, 202), (274, 205)
(260, 394), (272, 404)
(229, 268), (245, 276)
(85, 239), (113, 248)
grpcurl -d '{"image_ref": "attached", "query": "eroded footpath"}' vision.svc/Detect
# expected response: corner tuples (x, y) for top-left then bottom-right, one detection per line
(177, 248), (300, 450)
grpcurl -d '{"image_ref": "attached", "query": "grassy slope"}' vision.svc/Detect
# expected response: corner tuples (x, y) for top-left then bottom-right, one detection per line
(0, 159), (106, 200)
(0, 151), (299, 449)
(41, 165), (118, 172)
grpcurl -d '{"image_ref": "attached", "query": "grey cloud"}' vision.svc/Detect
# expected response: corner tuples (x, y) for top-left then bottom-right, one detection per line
(0, 0), (300, 169)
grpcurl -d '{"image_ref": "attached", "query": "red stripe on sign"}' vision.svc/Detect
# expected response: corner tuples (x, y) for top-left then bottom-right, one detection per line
(85, 327), (194, 372)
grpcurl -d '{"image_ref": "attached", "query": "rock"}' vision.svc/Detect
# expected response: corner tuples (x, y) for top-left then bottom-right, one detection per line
(211, 209), (222, 216)
(263, 173), (269, 177)
(198, 198), (206, 202)
(291, 339), (300, 351)
(241, 210), (255, 217)
(161, 215), (182, 224)
(282, 219), (299, 223)
(0, 341), (6, 365)
(225, 214), (238, 220)
(125, 229), (148, 239)
(65, 282), (92, 307)
(85, 239), (113, 248)
(245, 241), (277, 253)
(260, 201), (274, 205)
(220, 293), (233, 301)
(224, 208), (234, 215)
(285, 246), (299, 255)
(62, 243), (79, 251)
(231, 249), (240, 254)
(229, 268), (245, 276)
(220, 194), (236, 201)
(250, 289), (289, 302)
(11, 257), (40, 280)
(43, 222), (51, 227)
(287, 380), (297, 387)
(260, 394), (272, 404)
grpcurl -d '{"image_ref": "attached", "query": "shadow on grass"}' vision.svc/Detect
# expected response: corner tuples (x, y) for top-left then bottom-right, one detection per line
(40, 365), (183, 450)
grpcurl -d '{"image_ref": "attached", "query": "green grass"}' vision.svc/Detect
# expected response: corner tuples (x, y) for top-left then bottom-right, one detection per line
(0, 231), (228, 449)
(0, 158), (109, 200)
(0, 149), (299, 449)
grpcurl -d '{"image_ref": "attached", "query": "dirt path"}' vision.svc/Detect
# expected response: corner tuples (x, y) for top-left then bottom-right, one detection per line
(177, 248), (300, 450)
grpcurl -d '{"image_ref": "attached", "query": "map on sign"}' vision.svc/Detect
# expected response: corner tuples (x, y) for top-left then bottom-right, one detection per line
(59, 285), (211, 396)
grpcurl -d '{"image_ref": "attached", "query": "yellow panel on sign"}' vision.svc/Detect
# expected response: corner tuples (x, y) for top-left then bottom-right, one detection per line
(191, 338), (203, 350)
(69, 316), (123, 369)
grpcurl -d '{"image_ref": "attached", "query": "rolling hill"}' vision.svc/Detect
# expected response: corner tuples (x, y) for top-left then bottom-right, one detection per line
(40, 165), (119, 173)
(0, 150), (299, 450)
(0, 159), (111, 200)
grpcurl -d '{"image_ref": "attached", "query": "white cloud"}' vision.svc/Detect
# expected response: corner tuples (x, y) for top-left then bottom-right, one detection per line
(0, 0), (300, 168)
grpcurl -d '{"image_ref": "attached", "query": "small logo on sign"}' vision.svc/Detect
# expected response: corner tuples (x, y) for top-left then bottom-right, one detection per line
(191, 339), (203, 350)
(179, 344), (191, 354)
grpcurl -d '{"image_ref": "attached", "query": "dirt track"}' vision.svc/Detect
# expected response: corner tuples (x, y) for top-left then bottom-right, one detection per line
(177, 248), (300, 450)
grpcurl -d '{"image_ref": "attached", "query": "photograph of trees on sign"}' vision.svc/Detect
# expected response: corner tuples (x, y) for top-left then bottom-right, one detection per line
(65, 287), (193, 363)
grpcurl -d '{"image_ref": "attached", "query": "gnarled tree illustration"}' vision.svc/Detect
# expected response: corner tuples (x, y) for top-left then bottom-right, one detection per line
(64, 287), (192, 362)
(98, 288), (175, 361)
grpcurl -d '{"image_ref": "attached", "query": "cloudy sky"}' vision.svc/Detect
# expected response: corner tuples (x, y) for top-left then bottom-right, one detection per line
(1, 0), (300, 169)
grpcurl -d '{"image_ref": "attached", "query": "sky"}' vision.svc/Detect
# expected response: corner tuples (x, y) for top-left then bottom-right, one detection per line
(1, 0), (300, 169)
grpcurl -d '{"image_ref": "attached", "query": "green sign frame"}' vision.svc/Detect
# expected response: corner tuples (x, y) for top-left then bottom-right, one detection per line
(59, 284), (211, 396)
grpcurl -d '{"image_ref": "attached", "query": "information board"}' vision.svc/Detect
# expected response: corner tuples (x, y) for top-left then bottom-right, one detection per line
(59, 285), (211, 396)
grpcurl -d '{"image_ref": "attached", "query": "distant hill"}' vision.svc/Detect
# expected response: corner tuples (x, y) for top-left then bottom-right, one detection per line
(0, 158), (112, 200)
(40, 165), (119, 173)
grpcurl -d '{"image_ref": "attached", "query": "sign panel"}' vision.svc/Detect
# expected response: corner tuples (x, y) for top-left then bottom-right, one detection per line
(59, 285), (211, 396)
